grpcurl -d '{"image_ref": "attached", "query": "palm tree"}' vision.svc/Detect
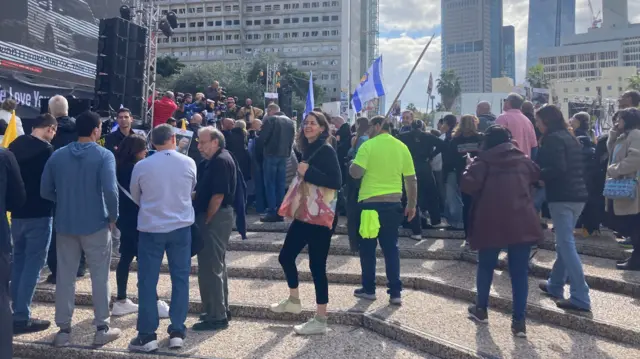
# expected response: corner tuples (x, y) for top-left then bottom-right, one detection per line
(406, 102), (418, 112)
(436, 70), (461, 111)
(526, 64), (549, 89)
(627, 74), (640, 91)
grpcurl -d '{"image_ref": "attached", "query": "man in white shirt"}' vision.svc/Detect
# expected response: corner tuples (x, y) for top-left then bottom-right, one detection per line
(128, 124), (197, 353)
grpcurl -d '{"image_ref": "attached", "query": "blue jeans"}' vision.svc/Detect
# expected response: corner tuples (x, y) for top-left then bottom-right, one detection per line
(546, 202), (590, 310)
(534, 188), (546, 213)
(263, 156), (288, 216)
(137, 227), (191, 336)
(476, 243), (531, 321)
(11, 217), (53, 322)
(444, 172), (463, 228)
(253, 165), (266, 214)
(358, 202), (403, 298)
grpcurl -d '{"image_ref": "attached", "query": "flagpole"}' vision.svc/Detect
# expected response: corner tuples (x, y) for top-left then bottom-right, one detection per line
(384, 34), (436, 118)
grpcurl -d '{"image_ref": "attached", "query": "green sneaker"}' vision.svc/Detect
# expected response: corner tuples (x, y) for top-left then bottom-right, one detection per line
(269, 298), (302, 314)
(293, 316), (328, 335)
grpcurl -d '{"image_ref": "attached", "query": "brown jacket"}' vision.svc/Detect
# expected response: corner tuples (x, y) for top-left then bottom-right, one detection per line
(606, 129), (640, 216)
(236, 106), (264, 122)
(460, 142), (543, 251)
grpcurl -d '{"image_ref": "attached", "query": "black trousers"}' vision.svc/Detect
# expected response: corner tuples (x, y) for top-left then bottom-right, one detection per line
(345, 176), (362, 252)
(278, 220), (332, 304)
(406, 167), (442, 235)
(47, 227), (86, 277)
(462, 192), (473, 239)
(0, 252), (12, 359)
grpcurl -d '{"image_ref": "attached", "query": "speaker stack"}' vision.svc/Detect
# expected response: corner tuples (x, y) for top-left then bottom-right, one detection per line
(277, 85), (294, 117)
(94, 18), (147, 118)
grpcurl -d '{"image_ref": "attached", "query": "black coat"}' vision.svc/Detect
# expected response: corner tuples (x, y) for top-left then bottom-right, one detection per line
(537, 129), (588, 203)
(226, 127), (251, 180)
(51, 116), (78, 150)
(0, 148), (25, 254)
(302, 135), (342, 190)
(398, 129), (446, 173)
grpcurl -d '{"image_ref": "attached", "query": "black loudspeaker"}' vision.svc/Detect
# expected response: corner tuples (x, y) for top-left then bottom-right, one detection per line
(94, 17), (147, 118)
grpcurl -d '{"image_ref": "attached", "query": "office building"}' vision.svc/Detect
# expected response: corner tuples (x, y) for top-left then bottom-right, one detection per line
(502, 25), (515, 83)
(441, 0), (494, 93)
(155, 0), (376, 102)
(490, 0), (503, 79)
(538, 0), (640, 82)
(526, 0), (575, 70)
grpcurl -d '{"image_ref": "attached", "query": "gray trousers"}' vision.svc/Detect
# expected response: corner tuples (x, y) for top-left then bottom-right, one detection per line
(0, 252), (12, 359)
(196, 207), (234, 321)
(55, 227), (112, 330)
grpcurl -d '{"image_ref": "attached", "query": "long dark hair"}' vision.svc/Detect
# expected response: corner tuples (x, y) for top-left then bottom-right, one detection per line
(619, 108), (640, 132)
(297, 111), (330, 153)
(482, 125), (512, 150)
(536, 104), (567, 133)
(115, 134), (147, 168)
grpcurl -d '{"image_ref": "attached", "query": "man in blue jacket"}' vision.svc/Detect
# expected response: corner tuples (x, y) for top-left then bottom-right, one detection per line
(40, 111), (121, 348)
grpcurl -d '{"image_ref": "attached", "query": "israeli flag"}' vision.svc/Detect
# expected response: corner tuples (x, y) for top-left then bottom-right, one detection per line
(351, 56), (385, 113)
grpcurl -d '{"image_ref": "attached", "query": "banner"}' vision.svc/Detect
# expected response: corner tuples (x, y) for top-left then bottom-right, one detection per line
(0, 1), (133, 87)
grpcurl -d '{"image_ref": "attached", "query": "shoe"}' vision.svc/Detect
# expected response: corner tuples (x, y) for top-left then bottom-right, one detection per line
(13, 318), (51, 334)
(45, 274), (56, 285)
(128, 334), (158, 353)
(538, 281), (563, 299)
(467, 305), (488, 324)
(94, 326), (121, 346)
(192, 319), (229, 331)
(555, 299), (591, 312)
(53, 330), (71, 347)
(410, 234), (422, 241)
(389, 297), (402, 306)
(432, 222), (449, 229)
(111, 299), (138, 316)
(353, 288), (376, 301)
(511, 319), (527, 338)
(616, 260), (640, 271)
(260, 214), (284, 223)
(293, 316), (328, 335)
(168, 332), (185, 349)
(618, 237), (634, 249)
(157, 300), (170, 318)
(270, 298), (302, 314)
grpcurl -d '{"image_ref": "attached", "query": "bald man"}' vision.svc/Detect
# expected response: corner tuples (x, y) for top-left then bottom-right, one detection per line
(476, 101), (496, 132)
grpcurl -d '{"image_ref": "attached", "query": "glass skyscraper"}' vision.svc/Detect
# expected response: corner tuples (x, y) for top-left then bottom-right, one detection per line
(526, 0), (575, 71)
(490, 0), (503, 79)
(502, 25), (515, 83)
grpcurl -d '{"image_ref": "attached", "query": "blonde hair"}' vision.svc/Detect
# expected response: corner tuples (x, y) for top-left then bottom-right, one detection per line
(235, 119), (247, 134)
(1, 98), (16, 112)
(195, 92), (205, 101)
(453, 115), (479, 137)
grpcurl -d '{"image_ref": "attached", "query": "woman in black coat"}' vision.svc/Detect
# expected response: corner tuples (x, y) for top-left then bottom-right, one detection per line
(111, 135), (168, 317)
(226, 121), (252, 181)
(269, 111), (342, 336)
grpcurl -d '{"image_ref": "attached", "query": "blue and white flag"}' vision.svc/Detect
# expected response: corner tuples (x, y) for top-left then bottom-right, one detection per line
(304, 71), (314, 119)
(351, 56), (385, 113)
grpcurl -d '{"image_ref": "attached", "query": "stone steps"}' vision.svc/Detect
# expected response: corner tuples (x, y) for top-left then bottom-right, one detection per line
(14, 303), (433, 359)
(26, 275), (640, 359)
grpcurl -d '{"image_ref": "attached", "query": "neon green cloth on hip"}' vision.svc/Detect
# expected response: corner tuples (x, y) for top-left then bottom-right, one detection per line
(359, 210), (380, 239)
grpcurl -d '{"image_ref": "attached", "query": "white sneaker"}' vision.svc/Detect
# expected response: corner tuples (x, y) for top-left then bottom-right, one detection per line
(270, 298), (302, 314)
(432, 222), (449, 229)
(410, 234), (422, 241)
(112, 299), (138, 316)
(168, 333), (184, 349)
(157, 300), (170, 318)
(293, 316), (328, 335)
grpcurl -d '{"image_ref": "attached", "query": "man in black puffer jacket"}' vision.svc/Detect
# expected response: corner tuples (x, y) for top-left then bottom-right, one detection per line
(535, 105), (591, 313)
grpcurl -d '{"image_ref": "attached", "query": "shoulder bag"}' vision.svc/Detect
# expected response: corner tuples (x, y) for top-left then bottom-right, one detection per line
(603, 143), (640, 200)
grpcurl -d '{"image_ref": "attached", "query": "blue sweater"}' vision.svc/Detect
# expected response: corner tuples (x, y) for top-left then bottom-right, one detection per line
(41, 142), (119, 236)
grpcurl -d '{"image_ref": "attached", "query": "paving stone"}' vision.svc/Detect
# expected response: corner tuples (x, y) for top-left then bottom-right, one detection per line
(15, 304), (434, 359)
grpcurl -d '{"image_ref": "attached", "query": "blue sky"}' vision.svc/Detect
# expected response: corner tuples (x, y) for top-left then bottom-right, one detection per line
(377, 0), (640, 112)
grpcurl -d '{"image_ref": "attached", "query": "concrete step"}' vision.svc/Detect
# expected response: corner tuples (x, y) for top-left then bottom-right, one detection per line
(14, 303), (434, 359)
(105, 250), (640, 345)
(226, 233), (640, 297)
(29, 276), (640, 359)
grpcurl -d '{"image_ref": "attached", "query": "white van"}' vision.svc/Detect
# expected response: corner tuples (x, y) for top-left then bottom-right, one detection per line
(26, 0), (99, 61)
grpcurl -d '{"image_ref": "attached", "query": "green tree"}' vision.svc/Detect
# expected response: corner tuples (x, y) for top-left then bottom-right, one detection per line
(526, 64), (549, 89)
(435, 102), (445, 112)
(406, 102), (418, 112)
(627, 74), (640, 91)
(156, 56), (185, 78)
(436, 70), (461, 111)
(246, 57), (325, 104)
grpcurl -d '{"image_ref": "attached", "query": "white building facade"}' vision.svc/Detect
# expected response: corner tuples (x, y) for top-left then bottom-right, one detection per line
(155, 0), (373, 102)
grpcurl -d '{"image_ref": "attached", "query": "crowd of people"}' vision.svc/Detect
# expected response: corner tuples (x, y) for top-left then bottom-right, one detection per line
(0, 84), (639, 357)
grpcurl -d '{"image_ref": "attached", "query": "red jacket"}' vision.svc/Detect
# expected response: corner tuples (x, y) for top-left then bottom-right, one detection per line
(460, 142), (543, 250)
(150, 97), (178, 128)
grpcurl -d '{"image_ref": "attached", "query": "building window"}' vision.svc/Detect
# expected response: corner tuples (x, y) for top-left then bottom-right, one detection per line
(284, 18), (291, 24)
(331, 73), (338, 80)
(246, 6), (253, 12)
(331, 15), (339, 21)
(196, 7), (203, 13)
(585, 87), (590, 92)
(292, 18), (299, 23)
(245, 34), (252, 40)
(273, 19), (280, 24)
(265, 33), (272, 39)
(284, 4), (291, 10)
(178, 23), (186, 28)
(198, 35), (205, 41)
(291, 32), (298, 38)
(303, 17), (310, 22)
(225, 35), (232, 40)
(274, 33), (280, 39)
(206, 6), (213, 12)
(189, 22), (196, 27)
(215, 21), (222, 26)
(214, 6), (221, 11)
(207, 21), (214, 26)
(322, 30), (329, 36)
(224, 5), (231, 11)
(311, 31), (318, 36)
(246, 20), (252, 26)
(265, 19), (272, 25)
(226, 49), (233, 54)
(254, 20), (261, 25)
(322, 16), (330, 21)
(234, 20), (240, 25)
(563, 88), (568, 93)
(302, 31), (310, 37)
(197, 22), (204, 27)
(189, 36), (196, 42)
(233, 5), (239, 11)
(188, 8), (195, 13)
(332, 1), (339, 6)
(311, 17), (319, 22)
(607, 85), (612, 90)
(274, 5), (280, 10)
(265, 5), (272, 11)
(312, 1), (320, 7)
(234, 34), (240, 40)
(331, 30), (339, 36)
(207, 35), (214, 41)
(255, 5), (261, 11)
(303, 3), (310, 8)
(215, 35), (221, 41)
(225, 20), (232, 25)
(284, 33), (290, 38)
(292, 3), (299, 9)
(177, 8), (186, 14)
(323, 1), (330, 7)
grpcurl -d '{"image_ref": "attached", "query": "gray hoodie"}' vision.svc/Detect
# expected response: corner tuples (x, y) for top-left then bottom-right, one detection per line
(41, 142), (118, 236)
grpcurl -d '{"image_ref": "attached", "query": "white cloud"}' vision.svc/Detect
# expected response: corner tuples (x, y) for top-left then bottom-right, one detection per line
(379, 0), (639, 112)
